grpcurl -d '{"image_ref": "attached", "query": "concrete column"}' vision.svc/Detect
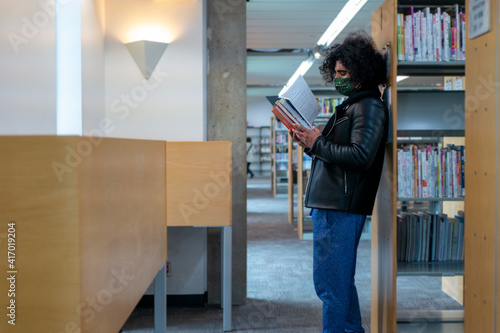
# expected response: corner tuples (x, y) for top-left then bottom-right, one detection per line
(206, 0), (247, 305)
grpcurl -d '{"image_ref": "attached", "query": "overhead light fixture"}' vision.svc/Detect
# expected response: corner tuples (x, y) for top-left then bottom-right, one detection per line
(312, 44), (325, 59)
(125, 40), (169, 79)
(279, 56), (315, 96)
(316, 0), (369, 47)
(280, 0), (368, 94)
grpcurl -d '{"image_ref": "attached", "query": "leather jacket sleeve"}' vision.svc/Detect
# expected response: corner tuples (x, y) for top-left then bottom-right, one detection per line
(308, 99), (387, 172)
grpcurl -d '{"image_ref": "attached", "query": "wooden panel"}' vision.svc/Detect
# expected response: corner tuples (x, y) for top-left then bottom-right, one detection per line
(79, 138), (166, 333)
(0, 136), (166, 333)
(442, 137), (465, 305)
(166, 141), (232, 227)
(371, 0), (397, 332)
(0, 136), (81, 332)
(464, 0), (498, 331)
(497, 4), (500, 332)
(297, 145), (304, 240)
(288, 134), (294, 224)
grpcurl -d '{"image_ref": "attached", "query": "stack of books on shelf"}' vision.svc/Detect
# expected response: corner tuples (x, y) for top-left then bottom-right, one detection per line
(275, 152), (289, 170)
(397, 211), (464, 262)
(397, 4), (465, 62)
(275, 133), (288, 144)
(316, 97), (345, 115)
(397, 144), (465, 198)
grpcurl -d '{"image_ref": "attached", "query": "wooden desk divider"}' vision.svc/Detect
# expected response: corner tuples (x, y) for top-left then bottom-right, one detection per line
(165, 141), (232, 331)
(0, 136), (167, 333)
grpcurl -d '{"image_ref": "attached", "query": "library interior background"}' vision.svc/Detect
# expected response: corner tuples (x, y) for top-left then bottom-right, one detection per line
(2, 0), (500, 332)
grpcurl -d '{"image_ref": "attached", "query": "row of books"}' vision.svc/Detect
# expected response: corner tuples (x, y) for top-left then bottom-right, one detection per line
(275, 152), (289, 162)
(316, 97), (345, 115)
(397, 211), (464, 262)
(397, 5), (465, 62)
(275, 134), (288, 144)
(397, 144), (465, 198)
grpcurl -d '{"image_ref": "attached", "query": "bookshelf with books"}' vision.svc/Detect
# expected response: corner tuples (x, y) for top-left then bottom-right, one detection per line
(270, 116), (291, 197)
(396, 137), (466, 305)
(247, 126), (271, 175)
(371, 1), (468, 332)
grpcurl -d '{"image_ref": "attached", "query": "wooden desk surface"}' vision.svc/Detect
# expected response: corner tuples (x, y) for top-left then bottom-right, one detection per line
(0, 136), (166, 333)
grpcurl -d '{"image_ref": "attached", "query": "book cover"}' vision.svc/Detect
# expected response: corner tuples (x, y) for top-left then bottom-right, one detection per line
(273, 75), (321, 131)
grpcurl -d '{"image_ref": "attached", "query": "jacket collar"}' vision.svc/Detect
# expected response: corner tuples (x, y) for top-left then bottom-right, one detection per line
(337, 88), (382, 112)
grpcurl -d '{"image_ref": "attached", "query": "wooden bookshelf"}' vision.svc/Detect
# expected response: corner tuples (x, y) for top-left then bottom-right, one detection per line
(372, 0), (468, 331)
(463, 0), (499, 331)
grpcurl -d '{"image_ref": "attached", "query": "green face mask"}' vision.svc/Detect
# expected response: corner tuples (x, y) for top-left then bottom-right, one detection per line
(334, 78), (356, 96)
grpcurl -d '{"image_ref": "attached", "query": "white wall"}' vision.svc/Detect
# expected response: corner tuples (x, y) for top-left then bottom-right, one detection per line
(103, 0), (205, 141)
(82, 0), (106, 134)
(0, 0), (106, 135)
(247, 99), (273, 128)
(104, 0), (207, 296)
(0, 1), (57, 134)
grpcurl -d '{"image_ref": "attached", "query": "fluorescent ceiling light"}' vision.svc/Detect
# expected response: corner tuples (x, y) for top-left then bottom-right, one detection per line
(396, 75), (410, 82)
(279, 56), (315, 95)
(317, 0), (369, 47)
(279, 0), (368, 95)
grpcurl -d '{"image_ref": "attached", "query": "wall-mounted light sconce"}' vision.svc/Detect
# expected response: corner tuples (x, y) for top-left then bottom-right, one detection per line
(125, 40), (169, 79)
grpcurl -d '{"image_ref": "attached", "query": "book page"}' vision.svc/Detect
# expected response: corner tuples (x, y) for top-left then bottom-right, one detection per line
(279, 75), (321, 125)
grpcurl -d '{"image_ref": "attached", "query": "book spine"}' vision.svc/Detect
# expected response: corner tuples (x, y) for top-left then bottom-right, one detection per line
(272, 105), (293, 131)
(426, 8), (434, 61)
(421, 13), (427, 62)
(414, 10), (421, 61)
(435, 7), (442, 61)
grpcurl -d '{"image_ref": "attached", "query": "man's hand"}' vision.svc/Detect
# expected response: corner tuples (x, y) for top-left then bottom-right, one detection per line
(290, 124), (322, 149)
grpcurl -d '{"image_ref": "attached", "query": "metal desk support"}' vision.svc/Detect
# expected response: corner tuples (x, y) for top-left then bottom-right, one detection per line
(222, 226), (232, 331)
(155, 226), (231, 332)
(154, 263), (167, 333)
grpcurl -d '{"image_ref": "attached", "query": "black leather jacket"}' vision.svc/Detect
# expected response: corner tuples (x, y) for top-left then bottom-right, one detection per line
(304, 89), (388, 215)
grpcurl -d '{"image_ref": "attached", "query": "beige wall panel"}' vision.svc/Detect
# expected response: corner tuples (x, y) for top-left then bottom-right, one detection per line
(464, 0), (498, 330)
(79, 138), (166, 333)
(371, 0), (397, 332)
(0, 136), (81, 332)
(166, 142), (232, 227)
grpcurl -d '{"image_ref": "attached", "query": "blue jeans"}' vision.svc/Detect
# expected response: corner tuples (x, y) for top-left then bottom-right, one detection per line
(312, 209), (366, 333)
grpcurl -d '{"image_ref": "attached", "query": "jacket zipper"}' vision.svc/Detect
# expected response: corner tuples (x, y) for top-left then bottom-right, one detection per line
(344, 170), (348, 194)
(325, 116), (349, 137)
(304, 155), (316, 202)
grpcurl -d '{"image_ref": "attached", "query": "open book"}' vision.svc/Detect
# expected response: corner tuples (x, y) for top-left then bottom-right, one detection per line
(270, 75), (321, 131)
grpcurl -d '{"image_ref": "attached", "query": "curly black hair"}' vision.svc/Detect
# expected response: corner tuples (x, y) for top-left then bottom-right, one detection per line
(319, 31), (388, 89)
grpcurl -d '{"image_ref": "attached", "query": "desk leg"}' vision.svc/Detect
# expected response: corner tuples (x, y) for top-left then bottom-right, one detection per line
(154, 262), (167, 333)
(222, 226), (232, 331)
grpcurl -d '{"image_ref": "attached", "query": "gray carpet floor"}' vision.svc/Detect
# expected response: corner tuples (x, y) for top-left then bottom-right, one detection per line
(121, 176), (463, 332)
